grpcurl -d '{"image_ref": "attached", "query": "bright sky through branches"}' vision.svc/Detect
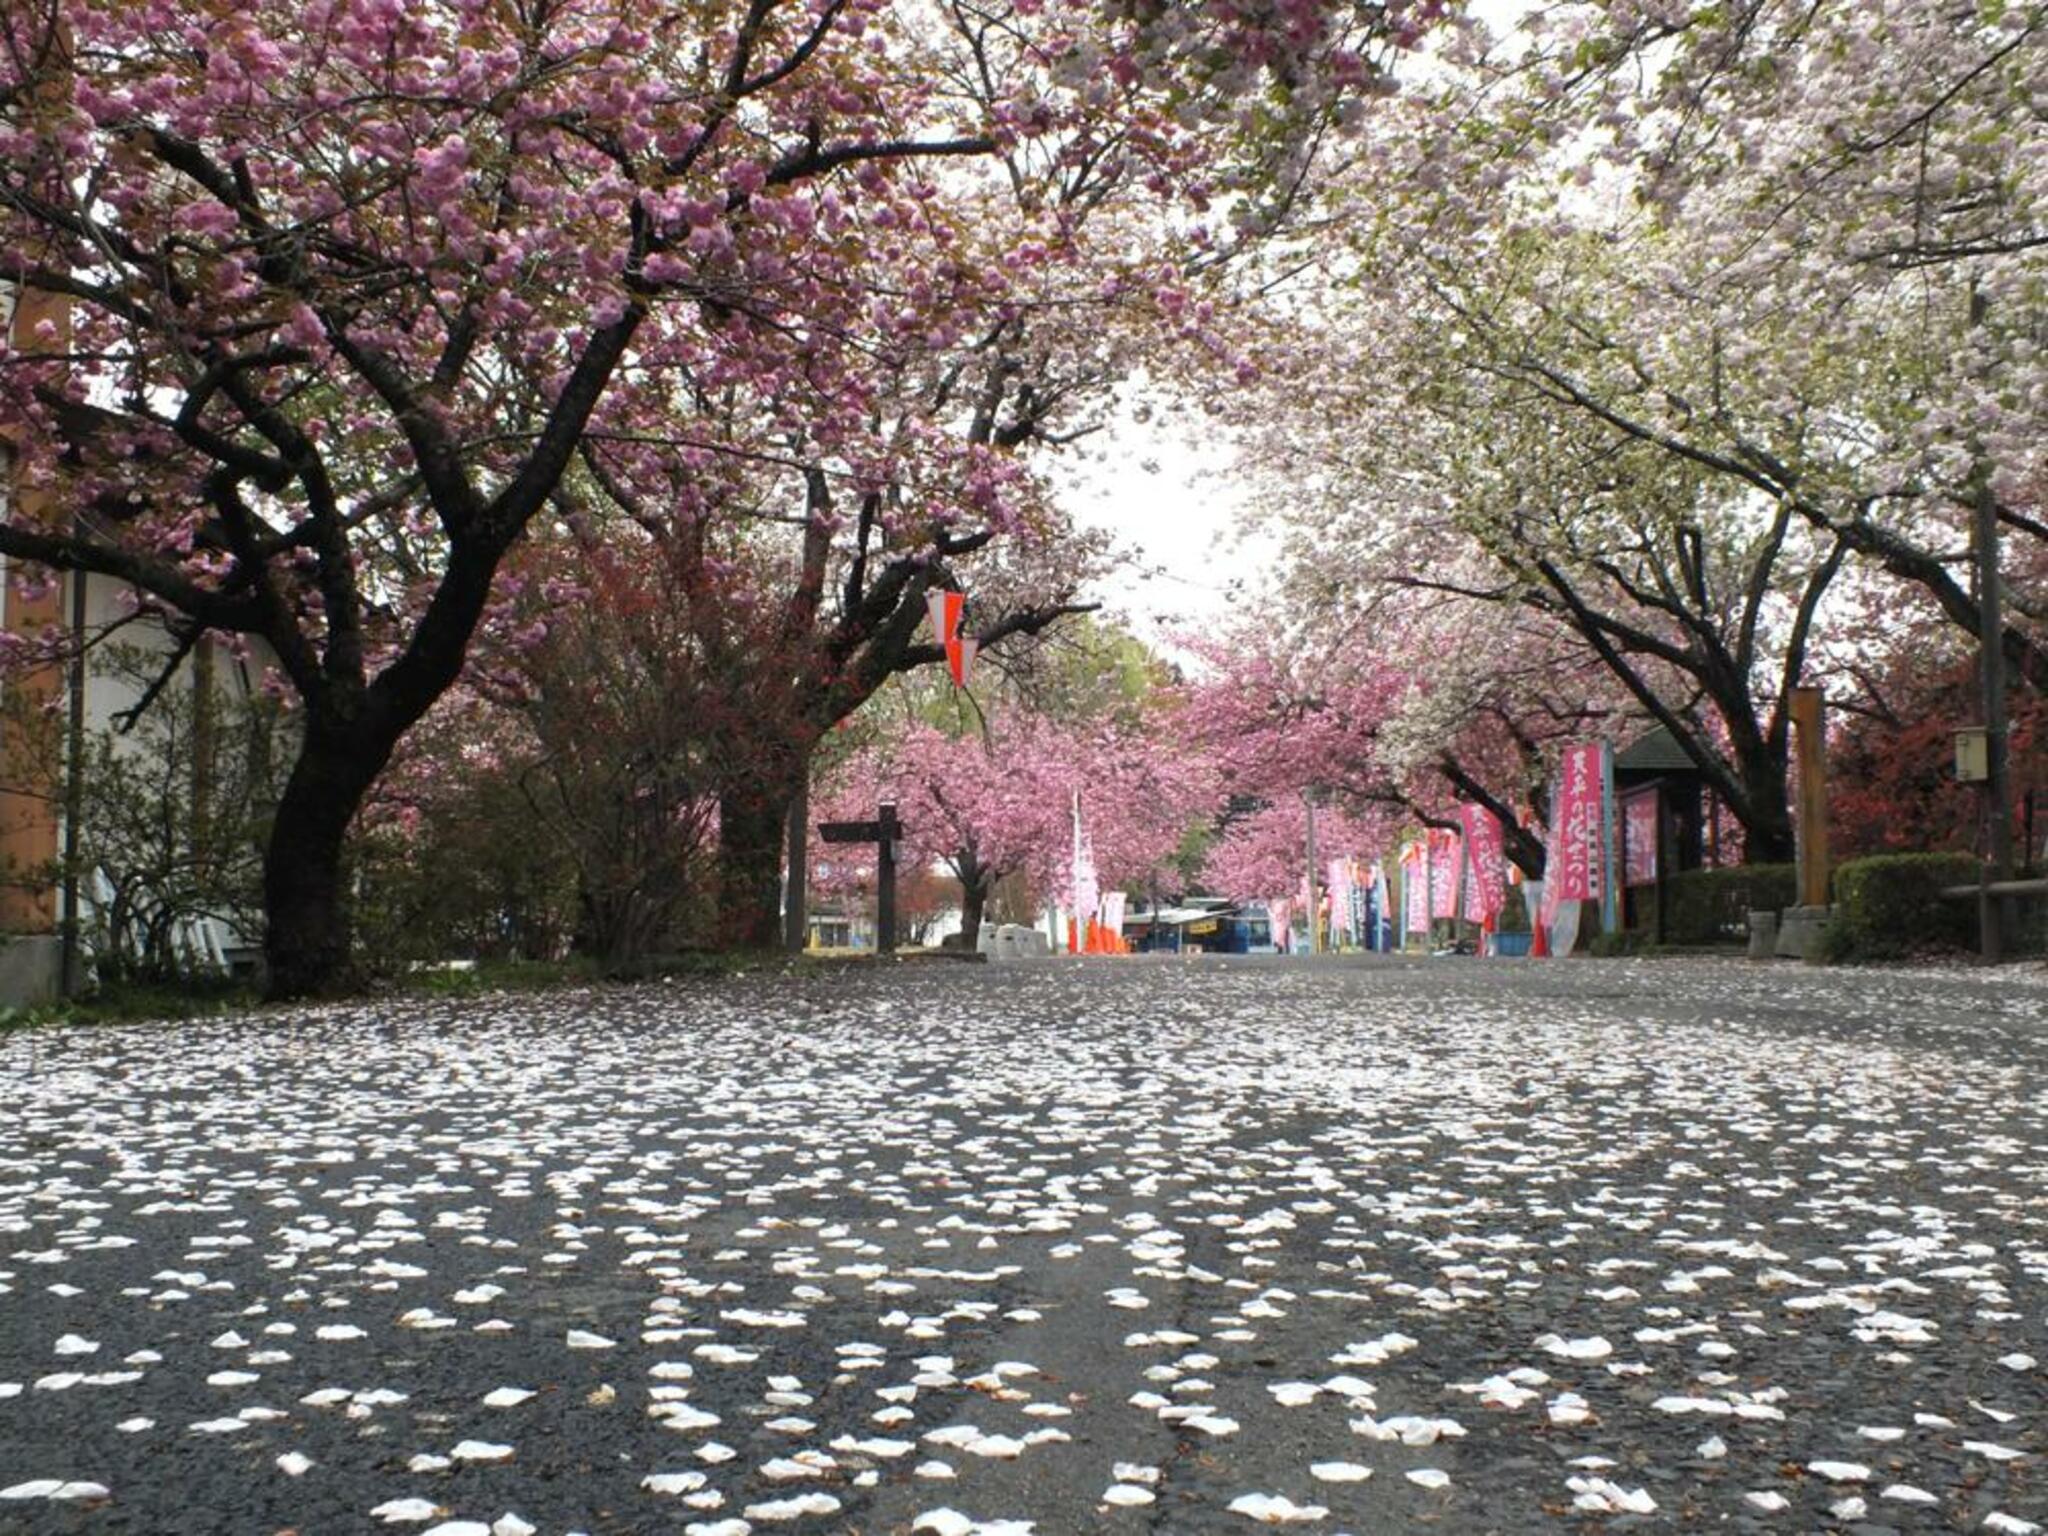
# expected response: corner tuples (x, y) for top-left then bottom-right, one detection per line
(1058, 397), (1275, 645)
(1060, 0), (1533, 647)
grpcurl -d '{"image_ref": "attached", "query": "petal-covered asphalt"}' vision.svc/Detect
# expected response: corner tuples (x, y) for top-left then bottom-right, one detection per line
(1, 956), (2043, 1535)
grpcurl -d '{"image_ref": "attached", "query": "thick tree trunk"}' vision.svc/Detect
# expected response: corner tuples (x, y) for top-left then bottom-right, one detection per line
(717, 779), (794, 950)
(262, 723), (391, 1000)
(956, 858), (991, 952)
(1437, 755), (1544, 879)
(714, 721), (824, 951)
(1729, 743), (1797, 865)
(1741, 817), (1797, 864)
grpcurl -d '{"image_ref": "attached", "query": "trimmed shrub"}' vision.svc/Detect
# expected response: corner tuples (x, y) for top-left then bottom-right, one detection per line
(1643, 863), (1799, 945)
(1828, 852), (1980, 959)
(1496, 887), (1532, 933)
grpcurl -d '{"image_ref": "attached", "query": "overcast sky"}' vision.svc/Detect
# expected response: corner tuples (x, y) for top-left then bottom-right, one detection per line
(1058, 397), (1276, 649)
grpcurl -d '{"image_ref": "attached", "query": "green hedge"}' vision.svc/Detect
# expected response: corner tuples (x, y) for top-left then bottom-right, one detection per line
(1827, 853), (1980, 959)
(1645, 864), (1798, 945)
(1496, 888), (1532, 933)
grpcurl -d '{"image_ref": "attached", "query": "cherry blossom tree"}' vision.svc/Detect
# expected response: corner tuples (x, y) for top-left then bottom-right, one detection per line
(1191, 0), (2040, 868)
(0, 0), (1441, 994)
(1419, 3), (2042, 667)
(1175, 600), (1601, 881)
(1200, 795), (1387, 909)
(819, 704), (1210, 949)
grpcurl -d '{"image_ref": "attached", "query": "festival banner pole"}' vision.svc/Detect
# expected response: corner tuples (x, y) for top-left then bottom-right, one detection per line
(1425, 843), (1441, 950)
(1399, 847), (1410, 950)
(1069, 788), (1082, 955)
(1599, 743), (1620, 935)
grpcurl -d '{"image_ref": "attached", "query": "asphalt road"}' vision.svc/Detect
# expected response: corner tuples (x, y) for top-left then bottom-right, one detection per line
(1, 955), (2043, 1535)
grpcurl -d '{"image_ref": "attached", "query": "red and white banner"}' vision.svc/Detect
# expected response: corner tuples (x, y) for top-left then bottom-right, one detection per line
(1429, 826), (1460, 919)
(947, 634), (977, 687)
(1459, 804), (1507, 925)
(927, 589), (977, 687)
(1327, 858), (1351, 945)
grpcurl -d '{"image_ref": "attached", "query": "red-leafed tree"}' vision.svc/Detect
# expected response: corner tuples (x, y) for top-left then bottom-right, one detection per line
(1827, 630), (2048, 862)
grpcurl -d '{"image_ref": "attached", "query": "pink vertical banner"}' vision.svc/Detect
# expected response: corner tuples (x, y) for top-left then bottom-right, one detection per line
(1403, 845), (1428, 933)
(1429, 827), (1460, 918)
(1269, 899), (1292, 951)
(1459, 804), (1507, 925)
(1541, 743), (1608, 927)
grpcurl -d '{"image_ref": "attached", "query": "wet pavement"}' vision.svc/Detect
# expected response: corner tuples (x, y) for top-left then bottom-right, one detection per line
(1, 955), (2042, 1534)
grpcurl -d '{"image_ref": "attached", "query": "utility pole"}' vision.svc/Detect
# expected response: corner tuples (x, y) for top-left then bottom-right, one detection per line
(1971, 288), (2015, 959)
(1966, 283), (2014, 960)
(1976, 461), (2014, 960)
(876, 800), (898, 955)
(59, 567), (86, 996)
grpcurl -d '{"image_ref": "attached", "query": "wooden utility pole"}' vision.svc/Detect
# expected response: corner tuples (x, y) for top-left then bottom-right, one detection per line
(1792, 686), (1831, 909)
(1968, 283), (2015, 959)
(0, 281), (67, 944)
(1974, 450), (2015, 959)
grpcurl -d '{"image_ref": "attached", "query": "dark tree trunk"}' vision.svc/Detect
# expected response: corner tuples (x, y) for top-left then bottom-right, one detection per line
(956, 857), (992, 952)
(1739, 808), (1797, 865)
(262, 721), (392, 1000)
(717, 779), (794, 950)
(1741, 816), (1797, 864)
(713, 719), (824, 950)
(1438, 754), (1545, 879)
(783, 771), (809, 953)
(1729, 739), (1797, 865)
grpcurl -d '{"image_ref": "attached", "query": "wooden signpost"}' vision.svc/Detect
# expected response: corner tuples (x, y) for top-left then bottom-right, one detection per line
(818, 801), (903, 954)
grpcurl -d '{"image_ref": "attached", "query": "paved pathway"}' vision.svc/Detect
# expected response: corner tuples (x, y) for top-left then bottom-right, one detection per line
(1, 957), (2043, 1534)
